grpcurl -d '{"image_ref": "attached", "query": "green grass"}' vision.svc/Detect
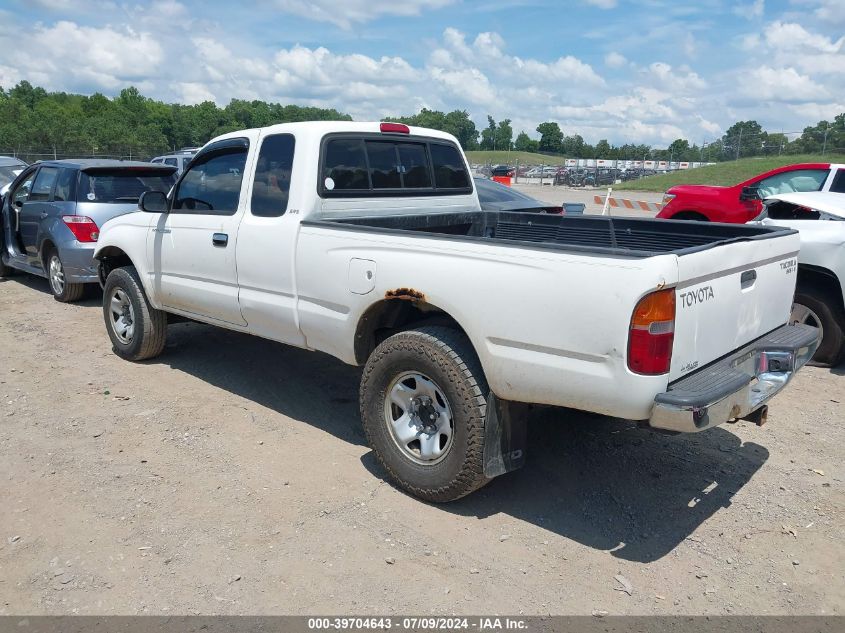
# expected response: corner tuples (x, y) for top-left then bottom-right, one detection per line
(465, 150), (567, 166)
(621, 154), (845, 192)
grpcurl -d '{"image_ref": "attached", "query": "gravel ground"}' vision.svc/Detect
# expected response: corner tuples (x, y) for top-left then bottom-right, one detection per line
(0, 274), (842, 616)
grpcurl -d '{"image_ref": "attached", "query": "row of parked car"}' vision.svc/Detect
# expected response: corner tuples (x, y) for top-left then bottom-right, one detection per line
(480, 164), (659, 186)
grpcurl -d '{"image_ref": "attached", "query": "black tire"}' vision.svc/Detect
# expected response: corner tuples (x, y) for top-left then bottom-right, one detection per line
(0, 254), (13, 278)
(792, 287), (845, 367)
(672, 211), (709, 221)
(1, 215), (15, 278)
(102, 265), (167, 361)
(360, 325), (490, 503)
(46, 248), (84, 302)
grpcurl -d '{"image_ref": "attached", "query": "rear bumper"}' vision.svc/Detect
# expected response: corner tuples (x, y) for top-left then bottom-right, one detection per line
(648, 323), (819, 433)
(58, 245), (99, 284)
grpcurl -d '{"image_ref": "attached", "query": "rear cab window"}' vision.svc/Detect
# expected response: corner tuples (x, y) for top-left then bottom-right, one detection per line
(320, 134), (471, 197)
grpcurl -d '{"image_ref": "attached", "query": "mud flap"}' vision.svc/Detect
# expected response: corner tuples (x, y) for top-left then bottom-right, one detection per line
(483, 392), (529, 478)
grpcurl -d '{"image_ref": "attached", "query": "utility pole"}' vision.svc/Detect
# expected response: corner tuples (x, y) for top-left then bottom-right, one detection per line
(822, 123), (829, 156)
(736, 127), (742, 161)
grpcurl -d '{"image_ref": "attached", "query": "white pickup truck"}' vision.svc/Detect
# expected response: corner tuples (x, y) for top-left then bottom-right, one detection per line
(94, 122), (819, 502)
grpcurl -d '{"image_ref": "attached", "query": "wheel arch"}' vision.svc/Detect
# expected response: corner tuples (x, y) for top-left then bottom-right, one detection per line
(671, 210), (710, 221)
(797, 264), (845, 316)
(39, 238), (57, 269)
(95, 245), (135, 285)
(353, 296), (476, 367)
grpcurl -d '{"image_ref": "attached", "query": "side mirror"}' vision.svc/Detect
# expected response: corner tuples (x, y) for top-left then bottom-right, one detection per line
(740, 186), (760, 201)
(139, 190), (168, 213)
(14, 200), (23, 209)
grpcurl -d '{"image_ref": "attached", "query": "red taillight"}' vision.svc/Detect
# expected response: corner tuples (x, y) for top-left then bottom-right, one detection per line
(628, 289), (676, 375)
(62, 215), (100, 242)
(380, 122), (410, 134)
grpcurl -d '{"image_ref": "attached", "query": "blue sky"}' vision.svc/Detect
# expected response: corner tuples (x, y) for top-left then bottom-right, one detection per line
(0, 0), (843, 147)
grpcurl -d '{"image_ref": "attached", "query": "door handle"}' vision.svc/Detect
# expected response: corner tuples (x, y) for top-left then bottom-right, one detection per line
(212, 232), (228, 247)
(39, 212), (48, 219)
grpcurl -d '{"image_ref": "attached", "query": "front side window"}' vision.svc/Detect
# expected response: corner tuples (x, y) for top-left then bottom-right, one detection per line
(29, 167), (59, 201)
(251, 134), (295, 217)
(11, 170), (36, 206)
(755, 169), (828, 198)
(173, 144), (248, 215)
(164, 158), (178, 167)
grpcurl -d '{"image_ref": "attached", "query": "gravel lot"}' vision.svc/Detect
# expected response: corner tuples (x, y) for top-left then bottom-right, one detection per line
(0, 274), (843, 616)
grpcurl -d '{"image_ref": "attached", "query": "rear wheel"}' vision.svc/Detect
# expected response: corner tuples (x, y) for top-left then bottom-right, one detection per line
(103, 266), (167, 361)
(791, 287), (845, 367)
(47, 248), (84, 302)
(359, 326), (490, 502)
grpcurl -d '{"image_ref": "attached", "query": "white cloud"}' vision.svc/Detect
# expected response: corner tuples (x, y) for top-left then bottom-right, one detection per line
(585, 0), (617, 8)
(1, 21), (163, 91)
(644, 62), (707, 92)
(175, 82), (216, 105)
(604, 51), (627, 68)
(740, 66), (829, 102)
(812, 0), (845, 26)
(732, 0), (764, 19)
(269, 0), (455, 29)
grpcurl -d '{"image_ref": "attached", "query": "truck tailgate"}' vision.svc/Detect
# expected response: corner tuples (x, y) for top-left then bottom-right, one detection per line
(670, 231), (800, 381)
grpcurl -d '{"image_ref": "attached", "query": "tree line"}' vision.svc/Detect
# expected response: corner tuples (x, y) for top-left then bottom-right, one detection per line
(1, 81), (843, 163)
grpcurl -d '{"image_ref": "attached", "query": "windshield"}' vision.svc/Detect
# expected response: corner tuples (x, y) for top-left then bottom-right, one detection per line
(0, 166), (25, 189)
(78, 170), (176, 203)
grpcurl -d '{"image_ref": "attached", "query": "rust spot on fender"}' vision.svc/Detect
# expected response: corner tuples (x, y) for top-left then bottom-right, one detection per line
(385, 287), (425, 302)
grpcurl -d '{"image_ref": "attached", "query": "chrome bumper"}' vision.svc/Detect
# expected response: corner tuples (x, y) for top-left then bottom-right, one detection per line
(649, 323), (819, 433)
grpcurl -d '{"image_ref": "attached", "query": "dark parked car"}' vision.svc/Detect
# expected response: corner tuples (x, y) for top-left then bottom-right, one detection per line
(491, 165), (515, 178)
(0, 156), (28, 198)
(474, 177), (563, 214)
(0, 159), (177, 301)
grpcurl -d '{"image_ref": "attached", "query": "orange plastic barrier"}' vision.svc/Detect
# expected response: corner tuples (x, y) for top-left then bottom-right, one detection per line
(492, 176), (511, 187)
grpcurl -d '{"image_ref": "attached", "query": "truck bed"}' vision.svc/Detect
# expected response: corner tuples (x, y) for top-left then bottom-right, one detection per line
(304, 211), (793, 258)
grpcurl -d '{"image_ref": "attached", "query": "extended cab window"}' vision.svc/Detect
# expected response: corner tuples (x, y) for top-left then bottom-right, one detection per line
(251, 133), (295, 217)
(321, 135), (467, 196)
(830, 169), (845, 194)
(173, 141), (248, 215)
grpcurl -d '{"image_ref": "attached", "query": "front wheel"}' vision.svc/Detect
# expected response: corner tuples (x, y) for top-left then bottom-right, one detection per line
(791, 287), (845, 367)
(103, 265), (167, 361)
(360, 326), (491, 503)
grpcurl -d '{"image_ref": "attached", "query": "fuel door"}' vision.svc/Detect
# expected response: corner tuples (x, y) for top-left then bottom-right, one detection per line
(349, 258), (376, 295)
